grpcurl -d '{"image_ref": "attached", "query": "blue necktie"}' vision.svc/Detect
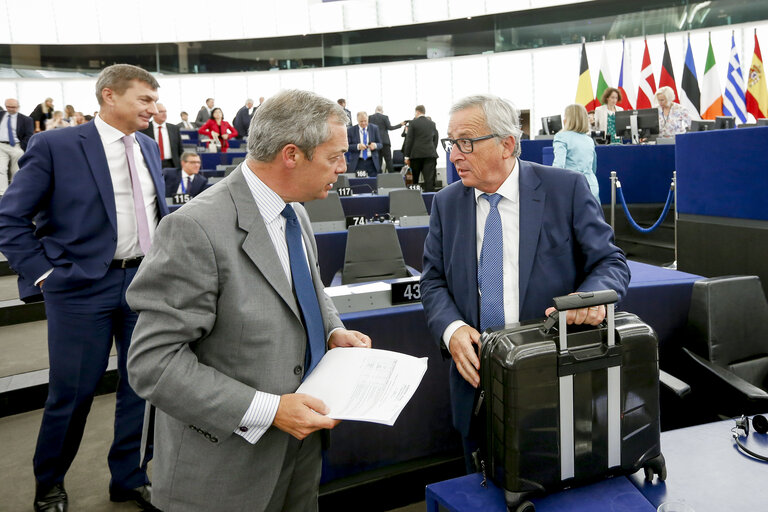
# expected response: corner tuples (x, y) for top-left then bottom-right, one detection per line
(478, 193), (505, 331)
(7, 115), (15, 147)
(281, 204), (326, 378)
(362, 129), (368, 159)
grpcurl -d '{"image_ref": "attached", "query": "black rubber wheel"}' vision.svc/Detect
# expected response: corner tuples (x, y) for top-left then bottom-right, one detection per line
(514, 500), (535, 512)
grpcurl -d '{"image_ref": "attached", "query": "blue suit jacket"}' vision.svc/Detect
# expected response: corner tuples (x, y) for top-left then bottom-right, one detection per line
(346, 124), (382, 173)
(0, 111), (34, 150)
(162, 168), (211, 198)
(0, 121), (169, 301)
(420, 159), (630, 436)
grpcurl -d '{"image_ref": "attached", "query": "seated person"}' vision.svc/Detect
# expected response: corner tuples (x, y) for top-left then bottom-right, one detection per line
(162, 152), (211, 198)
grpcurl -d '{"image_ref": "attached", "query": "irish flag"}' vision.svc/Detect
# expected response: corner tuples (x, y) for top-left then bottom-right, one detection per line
(746, 31), (768, 119)
(701, 34), (724, 119)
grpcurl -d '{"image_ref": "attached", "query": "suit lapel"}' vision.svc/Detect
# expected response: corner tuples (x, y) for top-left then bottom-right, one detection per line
(80, 122), (118, 234)
(228, 166), (301, 322)
(518, 160), (545, 310)
(137, 134), (170, 217)
(456, 186), (480, 328)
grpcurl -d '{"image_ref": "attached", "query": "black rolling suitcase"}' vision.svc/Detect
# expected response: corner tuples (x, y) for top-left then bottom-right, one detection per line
(476, 290), (666, 512)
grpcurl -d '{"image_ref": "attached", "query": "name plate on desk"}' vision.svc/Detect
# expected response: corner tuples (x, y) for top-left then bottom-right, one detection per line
(408, 184), (422, 191)
(172, 194), (191, 205)
(346, 216), (367, 227)
(355, 170), (369, 178)
(391, 277), (421, 305)
(336, 187), (353, 197)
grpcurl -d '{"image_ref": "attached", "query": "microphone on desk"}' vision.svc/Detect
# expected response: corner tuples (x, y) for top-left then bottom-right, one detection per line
(350, 184), (375, 195)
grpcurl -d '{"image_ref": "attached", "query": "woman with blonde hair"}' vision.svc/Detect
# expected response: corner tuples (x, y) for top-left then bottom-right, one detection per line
(30, 97), (54, 132)
(656, 86), (691, 137)
(552, 103), (599, 200)
(45, 110), (71, 129)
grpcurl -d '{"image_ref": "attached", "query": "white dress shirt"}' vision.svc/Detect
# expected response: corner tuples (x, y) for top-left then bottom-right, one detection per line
(359, 126), (373, 159)
(176, 171), (195, 195)
(442, 158), (521, 350)
(152, 122), (171, 160)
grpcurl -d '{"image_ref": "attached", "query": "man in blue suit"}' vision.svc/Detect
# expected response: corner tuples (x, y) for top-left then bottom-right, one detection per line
(0, 98), (34, 194)
(0, 64), (169, 511)
(346, 111), (382, 177)
(163, 151), (212, 198)
(420, 94), (630, 472)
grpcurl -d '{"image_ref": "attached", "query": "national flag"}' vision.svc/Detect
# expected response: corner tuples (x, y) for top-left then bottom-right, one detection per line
(575, 41), (599, 111)
(637, 39), (656, 109)
(746, 31), (768, 119)
(680, 34), (702, 121)
(594, 40), (612, 108)
(723, 32), (747, 124)
(658, 37), (680, 102)
(617, 38), (635, 110)
(701, 34), (724, 119)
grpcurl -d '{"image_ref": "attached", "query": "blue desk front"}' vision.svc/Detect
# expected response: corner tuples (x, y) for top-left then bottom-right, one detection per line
(339, 193), (434, 218)
(425, 473), (656, 512)
(200, 151), (247, 170)
(520, 139), (553, 164)
(348, 177), (378, 194)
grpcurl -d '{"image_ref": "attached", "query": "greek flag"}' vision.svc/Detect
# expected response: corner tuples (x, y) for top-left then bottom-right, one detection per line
(723, 33), (747, 123)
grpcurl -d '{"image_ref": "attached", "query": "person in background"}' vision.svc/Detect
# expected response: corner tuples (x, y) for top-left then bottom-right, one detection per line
(0, 98), (34, 194)
(346, 111), (382, 177)
(198, 107), (238, 152)
(233, 98), (256, 139)
(553, 104), (599, 200)
(656, 86), (691, 138)
(178, 111), (194, 130)
(338, 98), (352, 127)
(30, 97), (54, 133)
(141, 102), (183, 168)
(594, 87), (623, 143)
(195, 98), (214, 128)
(162, 151), (211, 198)
(403, 105), (439, 192)
(73, 112), (86, 125)
(368, 105), (404, 173)
(63, 104), (76, 124)
(45, 111), (71, 130)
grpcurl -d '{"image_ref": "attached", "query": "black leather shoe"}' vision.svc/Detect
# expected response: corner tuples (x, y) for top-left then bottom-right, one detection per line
(34, 482), (68, 512)
(110, 484), (160, 511)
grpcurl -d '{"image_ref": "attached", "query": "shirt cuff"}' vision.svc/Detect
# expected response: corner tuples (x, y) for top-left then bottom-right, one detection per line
(234, 391), (281, 445)
(35, 269), (54, 287)
(442, 320), (468, 352)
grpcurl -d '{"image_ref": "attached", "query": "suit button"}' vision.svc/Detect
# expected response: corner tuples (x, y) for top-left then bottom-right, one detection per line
(293, 365), (302, 375)
(239, 426), (248, 432)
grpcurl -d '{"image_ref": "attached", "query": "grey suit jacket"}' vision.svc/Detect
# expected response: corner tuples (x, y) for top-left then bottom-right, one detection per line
(126, 165), (344, 511)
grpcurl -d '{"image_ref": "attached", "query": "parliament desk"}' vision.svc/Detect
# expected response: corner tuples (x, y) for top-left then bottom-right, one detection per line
(200, 151), (247, 170)
(348, 177), (379, 194)
(339, 193), (434, 218)
(520, 139), (553, 165)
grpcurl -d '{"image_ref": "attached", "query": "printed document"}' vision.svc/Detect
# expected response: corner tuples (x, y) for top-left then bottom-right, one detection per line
(296, 347), (428, 426)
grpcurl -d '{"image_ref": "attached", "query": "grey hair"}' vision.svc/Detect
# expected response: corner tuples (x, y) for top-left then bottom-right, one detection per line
(247, 89), (348, 162)
(449, 94), (523, 158)
(375, 105), (383, 113)
(95, 64), (159, 106)
(656, 86), (676, 104)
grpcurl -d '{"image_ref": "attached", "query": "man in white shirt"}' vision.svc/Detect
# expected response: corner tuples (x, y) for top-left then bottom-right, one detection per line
(140, 102), (182, 168)
(0, 64), (169, 511)
(126, 89), (371, 511)
(177, 111), (194, 130)
(346, 112), (382, 177)
(0, 98), (34, 194)
(162, 151), (211, 198)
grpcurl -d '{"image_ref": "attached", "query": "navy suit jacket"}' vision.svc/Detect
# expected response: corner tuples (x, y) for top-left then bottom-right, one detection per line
(163, 168), (211, 198)
(0, 111), (34, 150)
(420, 159), (630, 436)
(346, 124), (382, 173)
(0, 121), (169, 301)
(140, 122), (183, 168)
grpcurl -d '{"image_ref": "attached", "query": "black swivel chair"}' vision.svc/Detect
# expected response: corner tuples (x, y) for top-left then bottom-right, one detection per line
(677, 276), (768, 419)
(334, 223), (416, 285)
(303, 191), (346, 233)
(389, 189), (429, 227)
(392, 150), (405, 174)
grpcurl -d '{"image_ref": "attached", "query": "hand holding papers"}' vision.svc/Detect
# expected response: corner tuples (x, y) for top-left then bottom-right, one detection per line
(296, 347), (428, 426)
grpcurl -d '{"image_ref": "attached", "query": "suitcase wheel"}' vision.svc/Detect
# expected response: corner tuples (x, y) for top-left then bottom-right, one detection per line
(511, 501), (535, 512)
(642, 453), (667, 482)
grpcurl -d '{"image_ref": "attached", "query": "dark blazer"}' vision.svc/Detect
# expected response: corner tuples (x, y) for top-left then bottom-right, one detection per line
(420, 160), (631, 437)
(0, 122), (169, 301)
(403, 115), (439, 159)
(368, 112), (400, 146)
(140, 122), (183, 168)
(232, 106), (255, 138)
(346, 124), (382, 173)
(163, 168), (211, 198)
(195, 106), (211, 128)
(0, 111), (34, 150)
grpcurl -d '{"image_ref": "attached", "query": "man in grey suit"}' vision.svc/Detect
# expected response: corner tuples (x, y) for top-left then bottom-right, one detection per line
(194, 97), (214, 128)
(126, 89), (371, 511)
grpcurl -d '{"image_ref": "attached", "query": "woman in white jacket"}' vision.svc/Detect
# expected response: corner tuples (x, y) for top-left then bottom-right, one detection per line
(594, 87), (623, 143)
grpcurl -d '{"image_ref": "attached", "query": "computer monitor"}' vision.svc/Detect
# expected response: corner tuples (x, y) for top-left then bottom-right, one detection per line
(541, 115), (562, 135)
(689, 119), (715, 131)
(714, 116), (736, 129)
(757, 118), (768, 126)
(614, 108), (659, 143)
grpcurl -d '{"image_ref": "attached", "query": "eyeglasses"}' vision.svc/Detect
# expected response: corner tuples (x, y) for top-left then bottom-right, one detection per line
(440, 134), (500, 154)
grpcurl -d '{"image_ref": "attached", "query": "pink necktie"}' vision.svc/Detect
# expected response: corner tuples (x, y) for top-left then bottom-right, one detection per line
(122, 135), (152, 254)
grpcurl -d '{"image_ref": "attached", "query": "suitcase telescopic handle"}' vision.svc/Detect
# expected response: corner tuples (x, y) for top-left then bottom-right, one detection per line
(552, 290), (618, 311)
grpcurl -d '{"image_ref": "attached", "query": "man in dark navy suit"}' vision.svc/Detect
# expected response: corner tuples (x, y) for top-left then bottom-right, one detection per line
(420, 94), (630, 472)
(163, 151), (211, 198)
(346, 112), (382, 177)
(0, 64), (169, 511)
(368, 105), (403, 173)
(0, 98), (34, 194)
(140, 102), (183, 169)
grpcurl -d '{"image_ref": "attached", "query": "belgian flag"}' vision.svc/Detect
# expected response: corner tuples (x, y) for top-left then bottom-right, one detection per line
(575, 41), (598, 111)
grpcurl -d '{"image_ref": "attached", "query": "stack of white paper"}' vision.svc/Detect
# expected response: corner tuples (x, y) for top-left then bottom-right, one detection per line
(296, 347), (428, 426)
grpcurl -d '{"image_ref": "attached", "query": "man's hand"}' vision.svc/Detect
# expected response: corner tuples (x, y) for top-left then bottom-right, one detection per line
(404, 157), (410, 166)
(449, 325), (482, 388)
(544, 304), (606, 326)
(328, 328), (371, 349)
(273, 394), (340, 440)
(367, 143), (377, 150)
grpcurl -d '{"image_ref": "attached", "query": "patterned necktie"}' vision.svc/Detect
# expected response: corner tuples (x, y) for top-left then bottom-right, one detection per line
(122, 135), (152, 254)
(281, 204), (326, 378)
(157, 125), (164, 159)
(478, 193), (505, 331)
(362, 129), (368, 159)
(7, 115), (15, 147)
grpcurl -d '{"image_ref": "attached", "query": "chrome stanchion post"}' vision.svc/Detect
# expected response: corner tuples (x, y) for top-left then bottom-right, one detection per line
(610, 171), (617, 231)
(672, 171), (678, 270)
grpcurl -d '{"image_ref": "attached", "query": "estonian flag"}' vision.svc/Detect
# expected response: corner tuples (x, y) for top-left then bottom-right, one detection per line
(680, 34), (702, 121)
